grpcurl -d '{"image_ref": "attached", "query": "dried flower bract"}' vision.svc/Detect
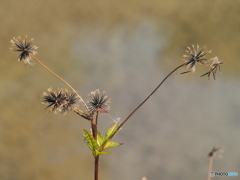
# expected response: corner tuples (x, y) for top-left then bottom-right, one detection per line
(181, 45), (211, 74)
(41, 88), (91, 120)
(10, 35), (38, 66)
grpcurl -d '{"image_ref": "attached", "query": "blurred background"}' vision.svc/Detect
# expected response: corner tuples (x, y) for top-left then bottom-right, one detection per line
(1, 0), (239, 179)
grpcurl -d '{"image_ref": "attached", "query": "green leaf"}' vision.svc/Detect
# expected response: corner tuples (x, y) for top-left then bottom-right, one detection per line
(95, 150), (112, 156)
(104, 142), (122, 149)
(105, 123), (119, 141)
(83, 129), (98, 151)
(97, 132), (104, 146)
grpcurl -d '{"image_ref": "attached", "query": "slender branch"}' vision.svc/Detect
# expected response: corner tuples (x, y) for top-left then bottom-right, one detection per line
(31, 55), (89, 111)
(99, 64), (185, 149)
(207, 146), (221, 180)
(207, 156), (213, 180)
(71, 107), (91, 120)
(118, 63), (185, 130)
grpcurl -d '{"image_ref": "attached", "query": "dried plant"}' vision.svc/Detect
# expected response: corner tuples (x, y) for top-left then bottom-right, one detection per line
(181, 44), (210, 74)
(10, 36), (38, 66)
(10, 36), (224, 180)
(207, 146), (223, 180)
(201, 57), (223, 80)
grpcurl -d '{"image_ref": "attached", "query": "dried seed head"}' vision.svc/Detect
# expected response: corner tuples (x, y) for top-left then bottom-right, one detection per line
(10, 35), (38, 66)
(208, 146), (224, 158)
(181, 45), (211, 74)
(87, 89), (110, 115)
(41, 88), (79, 114)
(62, 91), (80, 113)
(201, 57), (223, 80)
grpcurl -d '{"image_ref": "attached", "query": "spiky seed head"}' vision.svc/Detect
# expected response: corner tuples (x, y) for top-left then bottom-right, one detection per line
(10, 35), (38, 66)
(62, 91), (80, 113)
(200, 57), (223, 80)
(181, 45), (211, 74)
(41, 88), (79, 114)
(87, 89), (110, 115)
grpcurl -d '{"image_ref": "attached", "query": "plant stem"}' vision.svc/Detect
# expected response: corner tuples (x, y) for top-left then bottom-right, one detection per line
(31, 55), (89, 111)
(95, 111), (99, 127)
(91, 114), (99, 180)
(90, 116), (97, 140)
(95, 156), (99, 180)
(71, 107), (90, 120)
(207, 156), (213, 180)
(117, 63), (185, 131)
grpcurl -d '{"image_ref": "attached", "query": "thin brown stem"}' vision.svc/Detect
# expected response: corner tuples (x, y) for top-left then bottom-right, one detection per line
(92, 115), (98, 180)
(117, 63), (185, 130)
(95, 64), (184, 180)
(31, 55), (89, 111)
(90, 116), (97, 140)
(94, 156), (99, 180)
(71, 107), (91, 120)
(100, 64), (185, 144)
(95, 112), (99, 127)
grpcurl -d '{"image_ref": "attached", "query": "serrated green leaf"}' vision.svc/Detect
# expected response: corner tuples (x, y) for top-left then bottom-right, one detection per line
(104, 142), (122, 150)
(83, 129), (98, 151)
(105, 123), (119, 140)
(97, 132), (104, 146)
(95, 150), (112, 156)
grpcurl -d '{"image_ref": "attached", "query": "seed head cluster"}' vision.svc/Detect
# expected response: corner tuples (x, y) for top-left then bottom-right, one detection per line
(87, 89), (110, 115)
(201, 57), (223, 80)
(42, 88), (79, 114)
(182, 45), (210, 74)
(10, 36), (38, 66)
(41, 88), (110, 119)
(181, 45), (223, 79)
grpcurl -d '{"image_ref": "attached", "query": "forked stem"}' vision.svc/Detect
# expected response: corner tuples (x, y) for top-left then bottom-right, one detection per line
(31, 55), (89, 111)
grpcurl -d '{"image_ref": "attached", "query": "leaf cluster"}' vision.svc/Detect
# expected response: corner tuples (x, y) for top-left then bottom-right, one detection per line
(84, 122), (122, 157)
